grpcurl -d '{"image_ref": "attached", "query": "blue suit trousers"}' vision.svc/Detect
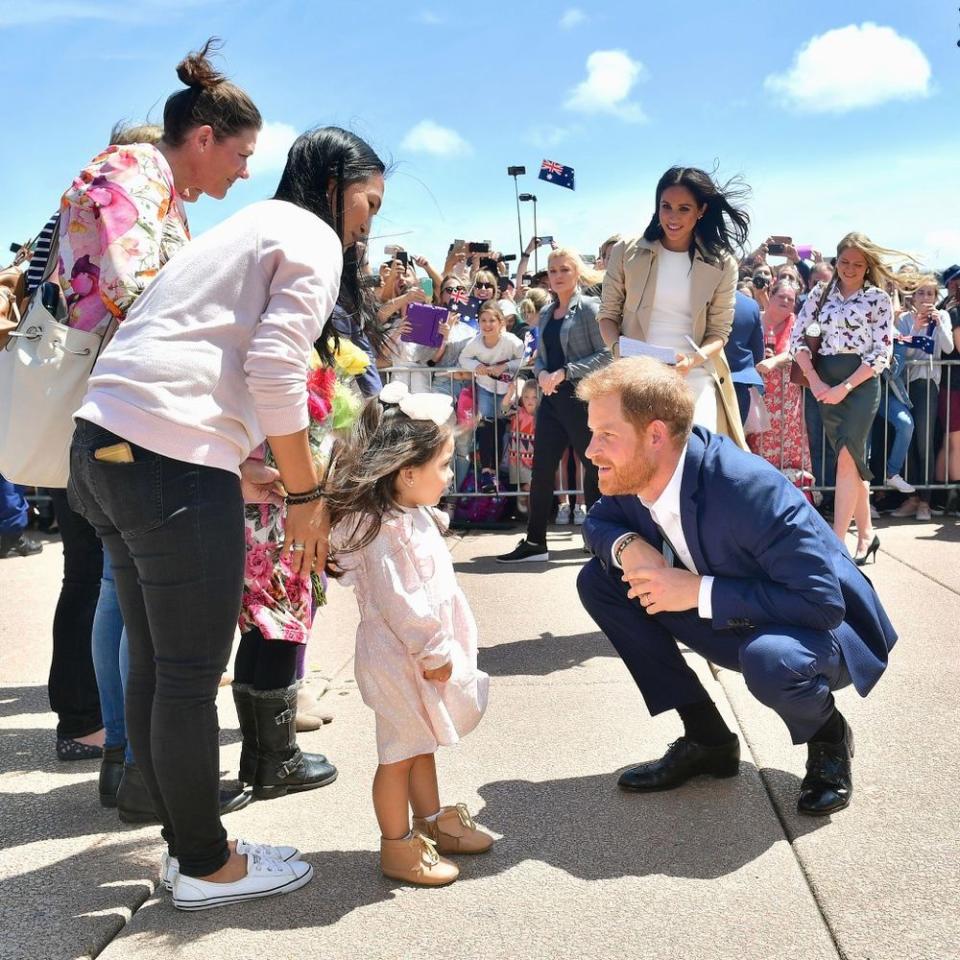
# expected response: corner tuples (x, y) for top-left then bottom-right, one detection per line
(577, 558), (851, 744)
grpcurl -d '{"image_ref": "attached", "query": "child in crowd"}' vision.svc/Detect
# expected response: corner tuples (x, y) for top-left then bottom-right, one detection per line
(503, 377), (538, 514)
(459, 303), (524, 492)
(325, 382), (493, 887)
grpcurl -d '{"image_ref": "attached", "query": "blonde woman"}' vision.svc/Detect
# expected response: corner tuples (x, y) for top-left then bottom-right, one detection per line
(791, 233), (908, 564)
(598, 166), (749, 448)
(497, 248), (610, 562)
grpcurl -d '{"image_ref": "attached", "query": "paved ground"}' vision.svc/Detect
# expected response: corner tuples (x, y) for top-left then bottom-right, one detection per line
(1, 515), (958, 960)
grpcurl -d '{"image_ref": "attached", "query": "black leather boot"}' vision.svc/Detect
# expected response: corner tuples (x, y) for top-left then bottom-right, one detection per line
(249, 684), (338, 800)
(116, 763), (161, 824)
(232, 682), (258, 785)
(98, 745), (125, 808)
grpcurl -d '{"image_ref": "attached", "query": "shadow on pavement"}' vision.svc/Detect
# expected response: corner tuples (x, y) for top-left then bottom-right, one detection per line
(478, 631), (615, 677)
(0, 684), (52, 719)
(116, 764), (829, 947)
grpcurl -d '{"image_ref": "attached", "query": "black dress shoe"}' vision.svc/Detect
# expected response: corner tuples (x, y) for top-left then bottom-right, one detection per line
(98, 745), (125, 808)
(618, 736), (740, 792)
(219, 784), (253, 815)
(797, 719), (854, 816)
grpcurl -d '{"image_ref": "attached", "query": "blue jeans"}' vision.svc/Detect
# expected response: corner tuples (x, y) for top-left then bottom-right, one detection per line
(91, 550), (132, 760)
(0, 474), (28, 534)
(878, 392), (914, 477)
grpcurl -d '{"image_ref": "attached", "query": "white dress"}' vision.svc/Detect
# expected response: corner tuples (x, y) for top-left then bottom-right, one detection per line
(645, 246), (717, 431)
(335, 506), (489, 764)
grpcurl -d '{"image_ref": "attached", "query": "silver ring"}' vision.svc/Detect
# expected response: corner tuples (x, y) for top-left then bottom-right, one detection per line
(291, 542), (306, 552)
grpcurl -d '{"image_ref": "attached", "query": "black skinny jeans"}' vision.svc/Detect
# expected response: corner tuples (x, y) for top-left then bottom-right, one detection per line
(234, 628), (299, 691)
(526, 381), (600, 545)
(68, 420), (244, 878)
(907, 378), (940, 499)
(47, 489), (103, 739)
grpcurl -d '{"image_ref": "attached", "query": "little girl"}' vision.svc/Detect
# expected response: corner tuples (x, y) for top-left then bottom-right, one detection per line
(504, 377), (538, 513)
(459, 303), (524, 492)
(325, 380), (492, 886)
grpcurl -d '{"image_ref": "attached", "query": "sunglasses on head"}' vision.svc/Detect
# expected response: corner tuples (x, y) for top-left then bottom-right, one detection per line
(475, 282), (494, 289)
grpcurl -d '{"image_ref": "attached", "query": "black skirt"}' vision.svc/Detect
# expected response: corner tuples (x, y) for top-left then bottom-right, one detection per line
(816, 354), (880, 481)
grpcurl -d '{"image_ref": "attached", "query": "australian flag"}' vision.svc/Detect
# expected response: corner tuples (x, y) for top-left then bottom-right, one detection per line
(539, 158), (575, 190)
(448, 290), (481, 327)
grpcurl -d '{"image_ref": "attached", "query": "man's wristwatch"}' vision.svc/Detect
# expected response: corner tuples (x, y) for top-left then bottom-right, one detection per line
(614, 533), (641, 567)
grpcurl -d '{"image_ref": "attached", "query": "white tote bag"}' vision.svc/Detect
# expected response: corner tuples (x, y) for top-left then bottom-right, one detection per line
(0, 224), (112, 488)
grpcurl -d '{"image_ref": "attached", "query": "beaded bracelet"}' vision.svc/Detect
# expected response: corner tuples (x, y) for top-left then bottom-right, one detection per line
(285, 486), (323, 506)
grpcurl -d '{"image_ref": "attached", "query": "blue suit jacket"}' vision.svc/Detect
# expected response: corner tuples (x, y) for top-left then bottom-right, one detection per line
(583, 428), (897, 697)
(723, 291), (764, 387)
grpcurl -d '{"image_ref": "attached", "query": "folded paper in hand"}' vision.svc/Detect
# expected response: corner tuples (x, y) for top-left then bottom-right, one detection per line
(618, 336), (677, 365)
(402, 303), (448, 349)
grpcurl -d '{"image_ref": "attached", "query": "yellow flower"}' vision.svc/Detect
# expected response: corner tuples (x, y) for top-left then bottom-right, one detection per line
(329, 338), (370, 377)
(308, 348), (322, 371)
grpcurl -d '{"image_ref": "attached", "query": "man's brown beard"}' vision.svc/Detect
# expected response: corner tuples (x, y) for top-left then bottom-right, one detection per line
(595, 456), (655, 496)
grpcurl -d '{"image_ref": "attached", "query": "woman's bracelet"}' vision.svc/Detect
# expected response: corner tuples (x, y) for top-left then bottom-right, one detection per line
(285, 485), (323, 506)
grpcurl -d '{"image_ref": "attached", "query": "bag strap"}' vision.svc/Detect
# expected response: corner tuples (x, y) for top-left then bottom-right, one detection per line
(35, 214), (62, 289)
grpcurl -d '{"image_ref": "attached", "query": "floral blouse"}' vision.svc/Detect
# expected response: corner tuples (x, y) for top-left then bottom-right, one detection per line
(58, 143), (189, 335)
(790, 282), (894, 374)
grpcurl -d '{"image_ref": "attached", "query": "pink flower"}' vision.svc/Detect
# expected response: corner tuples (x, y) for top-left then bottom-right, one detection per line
(86, 176), (140, 246)
(306, 366), (336, 425)
(282, 622), (307, 644)
(245, 542), (274, 583)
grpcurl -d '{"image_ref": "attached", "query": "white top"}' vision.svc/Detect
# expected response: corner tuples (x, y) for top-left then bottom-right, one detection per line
(75, 200), (343, 475)
(648, 246), (695, 356)
(611, 444), (714, 619)
(459, 331), (524, 394)
(896, 310), (954, 385)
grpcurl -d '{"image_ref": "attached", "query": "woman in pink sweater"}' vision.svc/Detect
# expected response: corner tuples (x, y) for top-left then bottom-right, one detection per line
(68, 127), (386, 912)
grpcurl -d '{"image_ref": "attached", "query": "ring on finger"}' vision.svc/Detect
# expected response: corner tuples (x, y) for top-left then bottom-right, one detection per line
(291, 542), (306, 552)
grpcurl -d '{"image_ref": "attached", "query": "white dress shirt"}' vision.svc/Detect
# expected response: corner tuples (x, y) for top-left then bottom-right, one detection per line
(612, 444), (714, 619)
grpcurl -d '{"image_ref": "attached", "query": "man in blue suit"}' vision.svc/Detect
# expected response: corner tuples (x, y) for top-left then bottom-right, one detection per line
(576, 357), (896, 815)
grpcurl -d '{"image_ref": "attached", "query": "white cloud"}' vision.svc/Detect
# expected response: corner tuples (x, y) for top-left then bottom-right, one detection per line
(564, 50), (646, 122)
(764, 22), (932, 113)
(248, 121), (298, 177)
(415, 9), (443, 24)
(400, 120), (471, 157)
(559, 8), (587, 29)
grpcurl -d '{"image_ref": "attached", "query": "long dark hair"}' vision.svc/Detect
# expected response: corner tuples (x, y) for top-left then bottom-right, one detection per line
(274, 127), (386, 366)
(162, 38), (262, 146)
(323, 396), (452, 576)
(642, 166), (750, 265)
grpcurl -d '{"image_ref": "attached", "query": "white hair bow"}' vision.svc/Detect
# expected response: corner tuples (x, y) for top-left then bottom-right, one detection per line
(379, 381), (454, 427)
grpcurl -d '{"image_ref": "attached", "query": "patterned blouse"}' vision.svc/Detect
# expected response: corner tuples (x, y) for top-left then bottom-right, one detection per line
(790, 282), (894, 374)
(58, 143), (189, 335)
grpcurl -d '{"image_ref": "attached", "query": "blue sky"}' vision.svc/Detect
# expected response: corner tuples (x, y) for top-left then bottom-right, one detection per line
(4, 0), (960, 273)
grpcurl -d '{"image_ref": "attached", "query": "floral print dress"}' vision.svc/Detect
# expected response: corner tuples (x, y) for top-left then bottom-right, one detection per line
(58, 143), (189, 334)
(239, 340), (371, 644)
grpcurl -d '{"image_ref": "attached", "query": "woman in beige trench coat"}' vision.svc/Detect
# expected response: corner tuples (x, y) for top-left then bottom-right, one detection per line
(598, 166), (751, 449)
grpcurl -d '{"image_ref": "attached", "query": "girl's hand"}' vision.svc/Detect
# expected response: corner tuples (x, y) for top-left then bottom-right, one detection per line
(283, 499), (329, 576)
(423, 661), (452, 682)
(239, 459), (284, 506)
(809, 377), (830, 401)
(675, 354), (697, 377)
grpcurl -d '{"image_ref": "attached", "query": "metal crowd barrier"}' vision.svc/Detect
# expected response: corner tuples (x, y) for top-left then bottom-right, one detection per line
(380, 356), (960, 513)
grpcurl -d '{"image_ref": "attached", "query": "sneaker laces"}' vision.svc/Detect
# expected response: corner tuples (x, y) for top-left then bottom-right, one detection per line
(413, 831), (440, 866)
(251, 853), (284, 875)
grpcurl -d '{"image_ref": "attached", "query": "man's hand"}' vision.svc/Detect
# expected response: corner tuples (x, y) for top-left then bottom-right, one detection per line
(618, 537), (667, 572)
(623, 566), (701, 614)
(423, 661), (452, 682)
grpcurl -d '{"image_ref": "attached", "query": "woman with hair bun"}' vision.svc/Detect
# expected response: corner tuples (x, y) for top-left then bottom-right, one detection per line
(41, 39), (261, 811)
(597, 166), (750, 447)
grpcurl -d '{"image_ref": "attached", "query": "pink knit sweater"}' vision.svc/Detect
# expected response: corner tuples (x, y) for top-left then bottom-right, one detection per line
(75, 200), (343, 475)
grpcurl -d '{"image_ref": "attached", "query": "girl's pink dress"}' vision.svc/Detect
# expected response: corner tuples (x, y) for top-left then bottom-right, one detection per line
(336, 506), (489, 764)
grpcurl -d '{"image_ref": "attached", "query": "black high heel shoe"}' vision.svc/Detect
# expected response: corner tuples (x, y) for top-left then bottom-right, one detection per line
(854, 534), (880, 566)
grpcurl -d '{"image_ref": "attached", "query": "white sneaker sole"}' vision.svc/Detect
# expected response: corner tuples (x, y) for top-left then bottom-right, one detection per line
(173, 863), (313, 911)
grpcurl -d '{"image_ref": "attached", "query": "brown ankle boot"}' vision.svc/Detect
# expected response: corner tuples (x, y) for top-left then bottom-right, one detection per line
(380, 832), (459, 886)
(412, 804), (494, 855)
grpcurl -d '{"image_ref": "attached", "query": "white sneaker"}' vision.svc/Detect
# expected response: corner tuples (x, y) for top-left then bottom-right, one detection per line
(556, 503), (571, 524)
(172, 852), (312, 911)
(572, 505), (586, 525)
(886, 474), (916, 494)
(916, 503), (932, 521)
(161, 840), (301, 891)
(869, 504), (880, 520)
(890, 498), (918, 518)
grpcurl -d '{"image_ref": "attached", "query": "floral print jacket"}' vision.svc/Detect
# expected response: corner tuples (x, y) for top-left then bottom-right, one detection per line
(58, 143), (189, 334)
(791, 282), (894, 374)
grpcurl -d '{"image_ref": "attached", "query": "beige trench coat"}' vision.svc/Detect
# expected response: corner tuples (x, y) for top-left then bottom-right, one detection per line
(599, 235), (747, 450)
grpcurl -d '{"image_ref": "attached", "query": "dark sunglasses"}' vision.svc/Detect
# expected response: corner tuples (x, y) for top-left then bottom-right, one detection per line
(475, 282), (495, 289)
(442, 285), (465, 293)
